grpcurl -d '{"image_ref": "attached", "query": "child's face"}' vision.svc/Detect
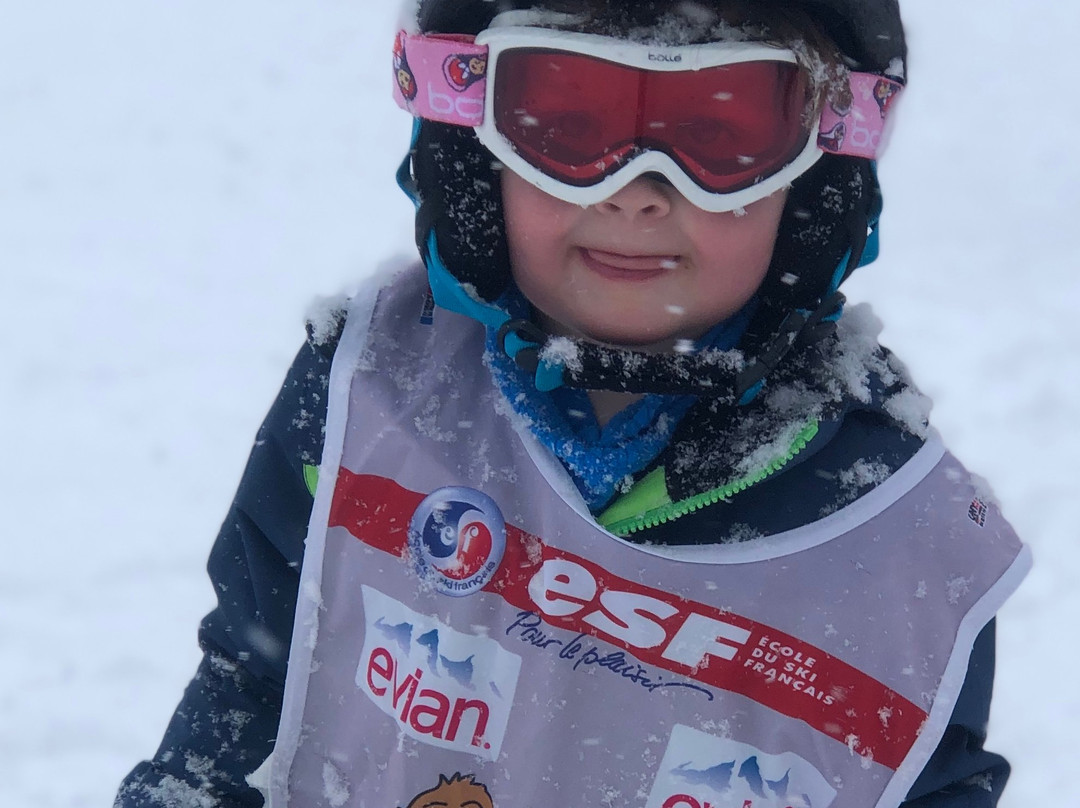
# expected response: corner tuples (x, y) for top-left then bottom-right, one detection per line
(502, 170), (786, 350)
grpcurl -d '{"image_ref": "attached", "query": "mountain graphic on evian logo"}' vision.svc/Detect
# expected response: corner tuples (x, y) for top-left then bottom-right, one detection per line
(357, 587), (521, 760)
(647, 725), (837, 808)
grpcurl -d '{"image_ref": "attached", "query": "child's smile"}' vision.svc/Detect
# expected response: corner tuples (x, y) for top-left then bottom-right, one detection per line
(502, 169), (787, 351)
(578, 248), (681, 281)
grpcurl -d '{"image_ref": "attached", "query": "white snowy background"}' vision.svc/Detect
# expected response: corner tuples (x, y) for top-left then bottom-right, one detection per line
(2, 1), (1076, 806)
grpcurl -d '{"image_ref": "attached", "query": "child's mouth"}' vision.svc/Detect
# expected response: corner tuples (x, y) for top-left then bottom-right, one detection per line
(580, 248), (680, 280)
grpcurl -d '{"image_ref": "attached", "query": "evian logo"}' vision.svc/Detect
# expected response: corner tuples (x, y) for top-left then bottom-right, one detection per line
(649, 52), (683, 63)
(410, 487), (507, 596)
(356, 586), (522, 760)
(646, 726), (837, 808)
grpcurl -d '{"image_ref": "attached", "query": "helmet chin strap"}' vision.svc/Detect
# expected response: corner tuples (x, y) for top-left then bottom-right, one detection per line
(495, 288), (847, 403)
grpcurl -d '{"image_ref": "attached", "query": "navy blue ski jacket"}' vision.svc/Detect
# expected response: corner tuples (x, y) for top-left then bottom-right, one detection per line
(115, 325), (1011, 808)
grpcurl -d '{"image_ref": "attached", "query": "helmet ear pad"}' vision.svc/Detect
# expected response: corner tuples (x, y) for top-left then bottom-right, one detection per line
(758, 153), (878, 313)
(412, 121), (511, 303)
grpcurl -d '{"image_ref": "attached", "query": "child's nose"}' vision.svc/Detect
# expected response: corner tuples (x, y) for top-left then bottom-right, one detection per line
(595, 174), (673, 219)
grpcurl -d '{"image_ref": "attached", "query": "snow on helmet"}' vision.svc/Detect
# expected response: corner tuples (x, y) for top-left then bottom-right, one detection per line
(396, 0), (907, 401)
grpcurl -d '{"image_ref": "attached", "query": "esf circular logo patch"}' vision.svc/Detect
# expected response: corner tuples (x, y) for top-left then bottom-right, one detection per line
(409, 487), (506, 597)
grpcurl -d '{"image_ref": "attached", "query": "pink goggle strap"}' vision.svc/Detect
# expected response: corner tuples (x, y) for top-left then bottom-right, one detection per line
(391, 31), (902, 161)
(816, 72), (903, 159)
(392, 32), (489, 126)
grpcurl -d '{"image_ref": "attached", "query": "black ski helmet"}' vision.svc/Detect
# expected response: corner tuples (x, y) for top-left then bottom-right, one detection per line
(398, 0), (907, 401)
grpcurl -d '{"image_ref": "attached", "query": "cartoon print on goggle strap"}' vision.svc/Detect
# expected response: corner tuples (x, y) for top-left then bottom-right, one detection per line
(873, 78), (900, 117)
(443, 53), (488, 92)
(394, 31), (418, 101)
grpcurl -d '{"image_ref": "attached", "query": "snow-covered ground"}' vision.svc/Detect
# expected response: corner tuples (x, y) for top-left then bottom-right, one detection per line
(2, 2), (1075, 806)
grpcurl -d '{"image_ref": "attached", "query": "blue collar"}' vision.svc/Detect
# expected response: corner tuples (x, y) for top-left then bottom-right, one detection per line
(485, 293), (754, 511)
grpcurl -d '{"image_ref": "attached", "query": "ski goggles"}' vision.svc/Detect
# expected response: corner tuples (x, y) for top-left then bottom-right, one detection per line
(393, 26), (901, 212)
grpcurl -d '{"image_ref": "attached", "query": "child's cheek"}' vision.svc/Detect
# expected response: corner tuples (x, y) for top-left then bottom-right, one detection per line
(693, 192), (787, 257)
(501, 170), (582, 244)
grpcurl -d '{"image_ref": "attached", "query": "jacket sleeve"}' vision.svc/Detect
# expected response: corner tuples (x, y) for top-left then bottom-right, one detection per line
(114, 330), (337, 808)
(902, 621), (1011, 808)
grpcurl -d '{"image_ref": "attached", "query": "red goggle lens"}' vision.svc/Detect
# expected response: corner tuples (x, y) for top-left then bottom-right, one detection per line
(493, 49), (812, 193)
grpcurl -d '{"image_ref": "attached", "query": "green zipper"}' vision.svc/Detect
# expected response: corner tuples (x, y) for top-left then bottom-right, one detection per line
(303, 463), (320, 498)
(598, 419), (820, 537)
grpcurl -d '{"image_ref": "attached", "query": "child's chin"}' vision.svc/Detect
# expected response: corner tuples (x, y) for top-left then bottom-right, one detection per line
(582, 327), (682, 352)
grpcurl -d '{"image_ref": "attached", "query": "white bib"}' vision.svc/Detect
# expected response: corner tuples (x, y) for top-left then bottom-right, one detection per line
(264, 265), (1029, 808)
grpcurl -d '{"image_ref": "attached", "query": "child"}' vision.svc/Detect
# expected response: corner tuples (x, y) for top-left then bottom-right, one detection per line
(115, 1), (1030, 807)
